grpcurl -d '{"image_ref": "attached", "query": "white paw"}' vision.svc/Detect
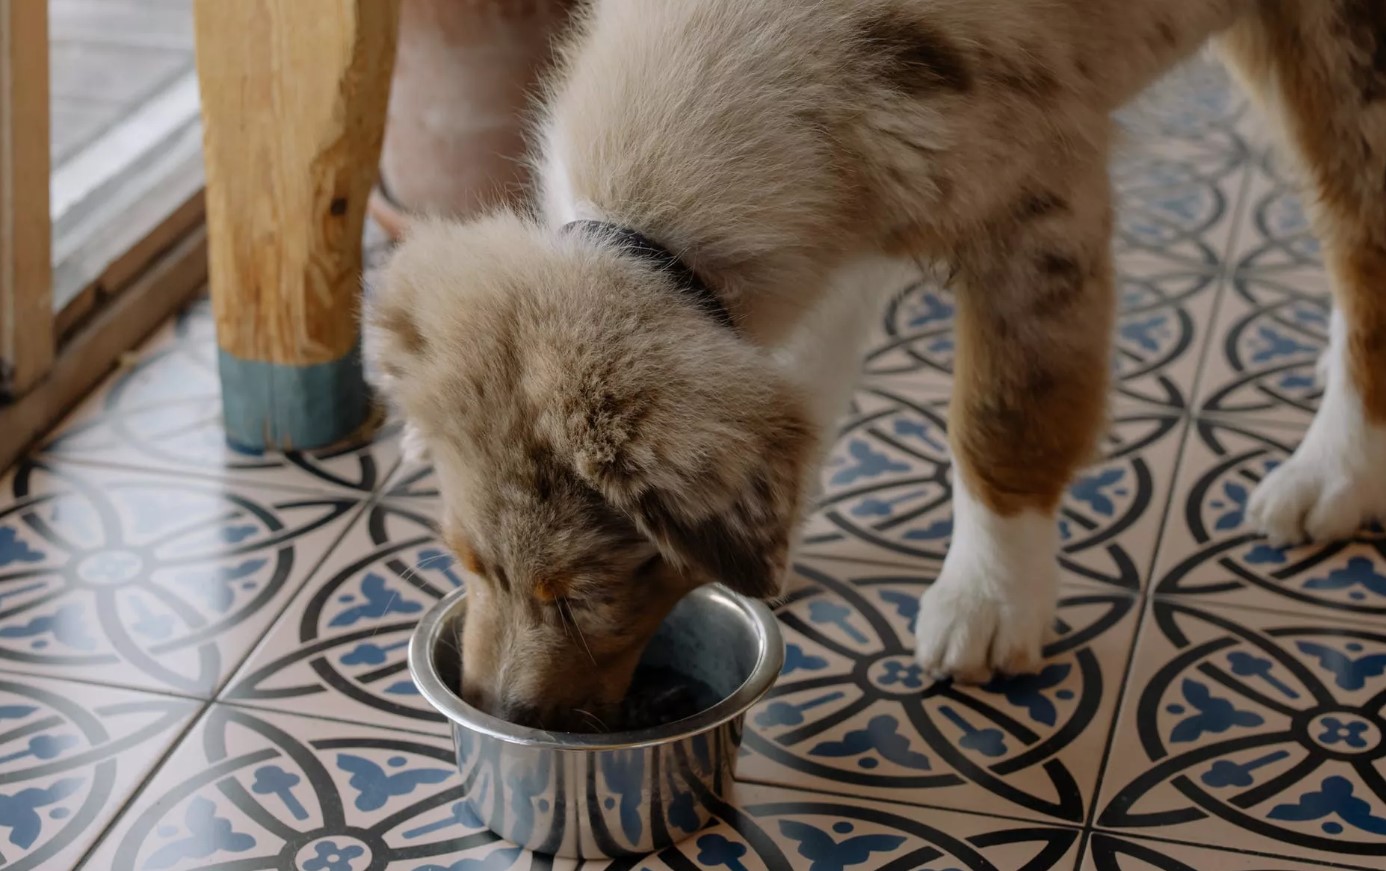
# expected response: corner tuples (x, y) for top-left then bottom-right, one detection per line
(1248, 308), (1386, 546)
(913, 472), (1060, 683)
(1249, 448), (1386, 546)
(914, 562), (1058, 683)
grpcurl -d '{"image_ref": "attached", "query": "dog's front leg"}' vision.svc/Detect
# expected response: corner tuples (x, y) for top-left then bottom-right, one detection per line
(914, 153), (1115, 683)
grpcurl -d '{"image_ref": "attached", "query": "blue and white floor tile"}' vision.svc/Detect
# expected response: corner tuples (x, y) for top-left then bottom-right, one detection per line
(84, 702), (1084, 871)
(1115, 56), (1253, 152)
(223, 497), (457, 735)
(739, 560), (1138, 826)
(81, 704), (493, 871)
(1095, 599), (1386, 869)
(1111, 139), (1248, 278)
(1195, 154), (1328, 429)
(0, 675), (196, 871)
(608, 784), (1084, 871)
(0, 457), (362, 695)
(1151, 417), (1386, 627)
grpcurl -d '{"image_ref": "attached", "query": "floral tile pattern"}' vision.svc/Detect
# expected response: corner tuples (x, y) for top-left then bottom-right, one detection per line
(223, 498), (458, 735)
(84, 704), (1084, 871)
(1095, 599), (1386, 869)
(1151, 418), (1386, 627)
(0, 458), (362, 695)
(1195, 154), (1328, 429)
(740, 560), (1139, 825)
(1115, 56), (1255, 149)
(81, 704), (491, 871)
(798, 385), (1182, 594)
(0, 58), (1377, 871)
(0, 675), (196, 871)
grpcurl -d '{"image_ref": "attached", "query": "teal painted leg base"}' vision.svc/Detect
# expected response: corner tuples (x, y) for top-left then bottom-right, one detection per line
(217, 348), (369, 452)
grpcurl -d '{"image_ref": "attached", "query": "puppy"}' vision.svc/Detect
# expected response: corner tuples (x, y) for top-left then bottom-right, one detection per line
(367, 0), (1386, 728)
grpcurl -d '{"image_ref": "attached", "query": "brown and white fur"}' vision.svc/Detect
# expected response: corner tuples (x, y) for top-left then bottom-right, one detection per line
(367, 0), (1386, 727)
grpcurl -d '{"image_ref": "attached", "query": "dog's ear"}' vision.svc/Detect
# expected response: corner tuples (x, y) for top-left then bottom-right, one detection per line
(627, 449), (807, 599)
(560, 370), (815, 600)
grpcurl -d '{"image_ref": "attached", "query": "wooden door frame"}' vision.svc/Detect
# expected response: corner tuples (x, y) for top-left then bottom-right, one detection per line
(0, 0), (53, 399)
(0, 0), (208, 472)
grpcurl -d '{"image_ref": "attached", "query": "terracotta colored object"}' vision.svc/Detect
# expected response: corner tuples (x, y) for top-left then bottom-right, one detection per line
(372, 0), (575, 236)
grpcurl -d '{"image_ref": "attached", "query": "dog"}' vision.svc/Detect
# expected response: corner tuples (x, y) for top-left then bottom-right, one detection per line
(366, 0), (1386, 729)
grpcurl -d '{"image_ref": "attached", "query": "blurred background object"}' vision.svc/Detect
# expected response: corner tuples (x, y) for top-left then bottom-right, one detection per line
(3, 0), (578, 467)
(371, 0), (577, 238)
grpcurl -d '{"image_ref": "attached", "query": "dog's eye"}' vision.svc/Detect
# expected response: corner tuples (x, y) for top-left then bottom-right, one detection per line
(443, 527), (483, 576)
(549, 595), (590, 624)
(534, 575), (571, 605)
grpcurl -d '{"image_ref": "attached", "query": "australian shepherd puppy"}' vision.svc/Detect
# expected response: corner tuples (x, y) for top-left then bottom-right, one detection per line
(366, 0), (1386, 729)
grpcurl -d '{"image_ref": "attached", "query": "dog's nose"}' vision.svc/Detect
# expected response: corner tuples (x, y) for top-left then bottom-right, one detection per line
(497, 699), (545, 728)
(496, 700), (607, 732)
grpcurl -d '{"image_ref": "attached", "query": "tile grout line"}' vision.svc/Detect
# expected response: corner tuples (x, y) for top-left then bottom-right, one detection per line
(1080, 142), (1259, 833)
(69, 699), (213, 871)
(730, 770), (1087, 836)
(18, 449), (401, 502)
(0, 664), (207, 702)
(1082, 826), (1381, 871)
(1150, 586), (1386, 632)
(1075, 828), (1092, 871)
(67, 480), (389, 868)
(209, 696), (451, 740)
(206, 478), (400, 702)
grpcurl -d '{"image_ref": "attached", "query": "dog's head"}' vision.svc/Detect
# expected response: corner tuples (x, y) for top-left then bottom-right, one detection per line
(366, 213), (815, 730)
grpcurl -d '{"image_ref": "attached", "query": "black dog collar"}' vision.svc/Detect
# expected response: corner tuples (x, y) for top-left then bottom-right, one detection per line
(563, 220), (734, 330)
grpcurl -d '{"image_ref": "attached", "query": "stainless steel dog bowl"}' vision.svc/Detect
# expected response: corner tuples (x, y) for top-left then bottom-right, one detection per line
(408, 584), (784, 859)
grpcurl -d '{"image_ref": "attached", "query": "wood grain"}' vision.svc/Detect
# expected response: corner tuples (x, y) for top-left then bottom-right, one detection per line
(194, 0), (397, 448)
(0, 0), (54, 398)
(0, 226), (207, 472)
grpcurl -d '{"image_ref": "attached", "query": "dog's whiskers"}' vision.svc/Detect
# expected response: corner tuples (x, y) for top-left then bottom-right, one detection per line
(574, 708), (608, 732)
(558, 599), (597, 666)
(359, 552), (463, 648)
(397, 551), (455, 587)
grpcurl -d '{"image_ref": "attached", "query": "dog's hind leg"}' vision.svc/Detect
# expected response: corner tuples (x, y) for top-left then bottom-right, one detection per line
(1218, 2), (1386, 545)
(914, 149), (1115, 682)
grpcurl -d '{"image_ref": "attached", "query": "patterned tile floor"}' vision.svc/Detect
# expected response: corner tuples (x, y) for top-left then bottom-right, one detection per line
(2, 62), (1383, 870)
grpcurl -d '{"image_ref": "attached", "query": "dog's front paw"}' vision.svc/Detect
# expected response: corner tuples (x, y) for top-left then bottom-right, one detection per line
(1249, 311), (1386, 546)
(1249, 440), (1386, 546)
(913, 559), (1058, 684)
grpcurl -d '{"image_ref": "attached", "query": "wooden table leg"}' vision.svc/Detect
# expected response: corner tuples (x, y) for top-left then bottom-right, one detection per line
(193, 0), (399, 451)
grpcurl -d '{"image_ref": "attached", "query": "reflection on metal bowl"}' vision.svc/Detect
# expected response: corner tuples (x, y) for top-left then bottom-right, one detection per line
(408, 584), (784, 859)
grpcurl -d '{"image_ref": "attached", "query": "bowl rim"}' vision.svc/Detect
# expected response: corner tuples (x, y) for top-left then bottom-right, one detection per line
(407, 583), (785, 751)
